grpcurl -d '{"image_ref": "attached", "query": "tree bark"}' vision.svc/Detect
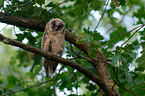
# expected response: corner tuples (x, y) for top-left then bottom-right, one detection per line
(0, 12), (89, 55)
(0, 34), (119, 95)
(0, 13), (120, 95)
(95, 54), (120, 95)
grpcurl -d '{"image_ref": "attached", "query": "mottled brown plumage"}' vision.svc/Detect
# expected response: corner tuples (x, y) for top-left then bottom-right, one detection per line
(41, 18), (65, 77)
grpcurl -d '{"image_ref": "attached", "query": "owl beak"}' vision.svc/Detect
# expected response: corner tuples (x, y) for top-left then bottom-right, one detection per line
(54, 31), (57, 34)
(55, 26), (59, 31)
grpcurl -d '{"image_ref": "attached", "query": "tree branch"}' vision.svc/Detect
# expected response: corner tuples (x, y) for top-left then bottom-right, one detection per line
(121, 24), (145, 47)
(0, 33), (117, 96)
(101, 25), (143, 50)
(53, 65), (64, 96)
(71, 0), (91, 31)
(116, 76), (136, 96)
(0, 12), (120, 95)
(1, 79), (54, 96)
(3, 0), (33, 16)
(0, 12), (89, 55)
(48, 0), (69, 12)
(93, 0), (109, 32)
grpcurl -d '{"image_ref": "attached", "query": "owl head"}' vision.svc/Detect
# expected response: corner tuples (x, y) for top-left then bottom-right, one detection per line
(46, 18), (65, 35)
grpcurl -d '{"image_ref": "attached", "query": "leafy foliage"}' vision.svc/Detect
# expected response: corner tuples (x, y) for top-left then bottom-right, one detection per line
(0, 0), (145, 96)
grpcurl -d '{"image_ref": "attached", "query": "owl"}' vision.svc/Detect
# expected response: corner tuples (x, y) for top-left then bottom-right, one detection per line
(41, 18), (65, 77)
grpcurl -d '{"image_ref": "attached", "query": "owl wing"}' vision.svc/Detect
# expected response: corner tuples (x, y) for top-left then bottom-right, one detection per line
(41, 29), (51, 51)
(43, 58), (58, 78)
(41, 30), (58, 78)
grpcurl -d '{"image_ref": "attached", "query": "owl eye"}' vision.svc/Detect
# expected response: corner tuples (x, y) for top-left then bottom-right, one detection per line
(51, 21), (56, 30)
(56, 24), (63, 32)
(52, 21), (55, 25)
(58, 24), (63, 29)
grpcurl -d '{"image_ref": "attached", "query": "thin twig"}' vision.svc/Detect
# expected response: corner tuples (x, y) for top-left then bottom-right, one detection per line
(71, 0), (91, 31)
(129, 0), (133, 3)
(116, 77), (136, 96)
(53, 65), (65, 96)
(54, 65), (65, 81)
(48, 0), (68, 12)
(114, 67), (136, 96)
(64, 70), (76, 81)
(0, 86), (14, 92)
(106, 13), (126, 33)
(67, 71), (74, 78)
(53, 65), (65, 84)
(98, 89), (104, 96)
(68, 57), (80, 60)
(101, 25), (142, 51)
(1, 79), (54, 96)
(4, 0), (33, 16)
(73, 70), (78, 95)
(93, 0), (109, 32)
(106, 62), (112, 65)
(111, 79), (118, 93)
(121, 24), (145, 47)
(106, 58), (112, 61)
(69, 44), (87, 59)
(134, 87), (145, 89)
(0, 25), (8, 32)
(70, 43), (81, 56)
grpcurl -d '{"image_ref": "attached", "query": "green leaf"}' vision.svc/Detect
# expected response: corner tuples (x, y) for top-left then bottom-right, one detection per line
(73, 0), (88, 15)
(29, 7), (43, 17)
(118, 0), (126, 6)
(86, 83), (96, 91)
(68, 94), (77, 96)
(136, 54), (145, 71)
(110, 0), (116, 8)
(112, 54), (121, 66)
(46, 2), (56, 7)
(30, 54), (41, 73)
(0, 90), (2, 95)
(133, 7), (145, 20)
(83, 28), (104, 41)
(135, 74), (145, 85)
(70, 0), (75, 1)
(109, 27), (128, 48)
(92, 31), (104, 41)
(136, 42), (145, 71)
(16, 49), (31, 67)
(15, 33), (26, 42)
(90, 0), (103, 10)
(7, 75), (18, 86)
(88, 45), (97, 58)
(24, 32), (36, 45)
(83, 28), (91, 34)
(0, 0), (4, 8)
(12, 86), (22, 91)
(17, 91), (29, 96)
(35, 0), (45, 6)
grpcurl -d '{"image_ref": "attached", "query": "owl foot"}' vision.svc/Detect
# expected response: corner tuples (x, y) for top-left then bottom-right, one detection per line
(54, 53), (61, 56)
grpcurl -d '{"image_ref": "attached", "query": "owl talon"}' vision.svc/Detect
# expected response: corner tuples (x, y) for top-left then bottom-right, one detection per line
(54, 53), (60, 56)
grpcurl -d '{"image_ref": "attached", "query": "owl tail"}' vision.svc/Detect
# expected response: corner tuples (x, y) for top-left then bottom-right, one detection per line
(43, 57), (58, 78)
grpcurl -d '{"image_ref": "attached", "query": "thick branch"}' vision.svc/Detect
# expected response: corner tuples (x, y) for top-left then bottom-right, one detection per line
(0, 12), (120, 95)
(0, 12), (89, 55)
(0, 12), (46, 31)
(0, 34), (117, 96)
